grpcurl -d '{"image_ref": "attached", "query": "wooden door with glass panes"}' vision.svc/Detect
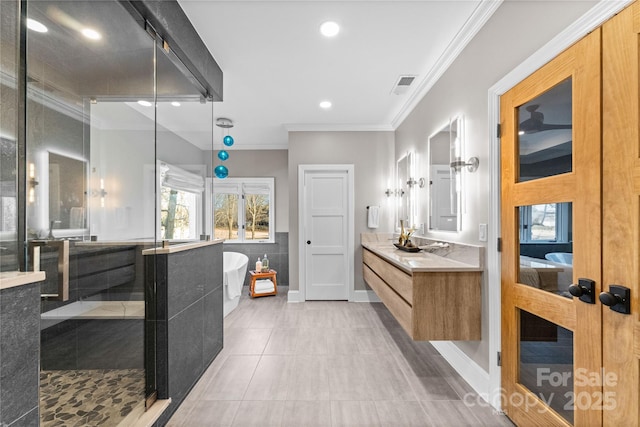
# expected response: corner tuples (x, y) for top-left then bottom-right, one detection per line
(501, 3), (640, 426)
(501, 28), (602, 426)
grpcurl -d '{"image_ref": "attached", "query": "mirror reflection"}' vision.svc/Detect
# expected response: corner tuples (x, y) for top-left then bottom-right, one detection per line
(428, 117), (461, 232)
(396, 152), (413, 228)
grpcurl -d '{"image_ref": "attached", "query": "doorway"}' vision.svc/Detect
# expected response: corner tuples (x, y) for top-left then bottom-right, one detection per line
(500, 3), (640, 425)
(298, 165), (354, 301)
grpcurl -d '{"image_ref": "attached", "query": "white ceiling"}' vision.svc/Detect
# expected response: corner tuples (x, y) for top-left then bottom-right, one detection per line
(177, 0), (495, 150)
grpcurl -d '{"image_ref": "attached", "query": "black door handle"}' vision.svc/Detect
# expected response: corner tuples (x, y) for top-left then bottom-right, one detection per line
(568, 278), (595, 304)
(306, 240), (311, 245)
(599, 285), (631, 314)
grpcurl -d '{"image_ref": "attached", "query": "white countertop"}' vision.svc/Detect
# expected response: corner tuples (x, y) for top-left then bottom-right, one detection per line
(0, 271), (46, 290)
(362, 241), (483, 273)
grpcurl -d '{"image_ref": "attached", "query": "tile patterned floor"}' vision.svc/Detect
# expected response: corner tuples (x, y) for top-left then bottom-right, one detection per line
(167, 287), (514, 427)
(40, 369), (144, 426)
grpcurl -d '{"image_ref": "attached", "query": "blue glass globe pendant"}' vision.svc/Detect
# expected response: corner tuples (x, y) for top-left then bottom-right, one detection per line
(214, 165), (229, 179)
(218, 150), (229, 161)
(223, 135), (234, 147)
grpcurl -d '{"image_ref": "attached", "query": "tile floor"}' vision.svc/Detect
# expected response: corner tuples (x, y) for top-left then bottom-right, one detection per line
(167, 287), (514, 427)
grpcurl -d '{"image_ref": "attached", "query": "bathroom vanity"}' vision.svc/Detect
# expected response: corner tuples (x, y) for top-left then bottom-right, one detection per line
(362, 234), (483, 340)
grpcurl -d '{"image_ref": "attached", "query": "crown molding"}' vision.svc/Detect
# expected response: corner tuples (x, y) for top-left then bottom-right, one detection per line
(390, 0), (502, 130)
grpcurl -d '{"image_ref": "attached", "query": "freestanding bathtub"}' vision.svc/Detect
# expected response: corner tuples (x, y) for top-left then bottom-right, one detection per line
(223, 252), (249, 317)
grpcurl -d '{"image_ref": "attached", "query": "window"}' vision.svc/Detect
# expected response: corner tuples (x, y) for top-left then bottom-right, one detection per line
(211, 178), (274, 243)
(158, 162), (204, 240)
(519, 202), (571, 243)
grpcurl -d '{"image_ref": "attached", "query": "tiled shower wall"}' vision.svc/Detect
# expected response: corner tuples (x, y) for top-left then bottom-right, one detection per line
(222, 231), (289, 287)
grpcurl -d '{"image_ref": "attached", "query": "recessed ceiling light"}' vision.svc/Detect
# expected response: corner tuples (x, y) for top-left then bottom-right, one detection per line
(27, 18), (48, 33)
(171, 101), (181, 107)
(81, 28), (102, 40)
(319, 101), (332, 109)
(137, 100), (152, 107)
(320, 21), (340, 38)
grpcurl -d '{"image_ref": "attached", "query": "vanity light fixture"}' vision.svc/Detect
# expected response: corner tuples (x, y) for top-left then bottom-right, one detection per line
(27, 18), (48, 33)
(406, 177), (426, 188)
(450, 157), (480, 173)
(81, 28), (102, 40)
(99, 179), (107, 208)
(28, 163), (38, 204)
(320, 21), (340, 38)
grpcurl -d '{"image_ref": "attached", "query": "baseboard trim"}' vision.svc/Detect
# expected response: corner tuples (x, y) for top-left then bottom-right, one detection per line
(352, 289), (381, 303)
(431, 341), (491, 403)
(287, 289), (302, 303)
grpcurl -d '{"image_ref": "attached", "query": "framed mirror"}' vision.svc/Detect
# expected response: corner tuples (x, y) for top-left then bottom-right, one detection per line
(428, 117), (462, 232)
(396, 152), (413, 229)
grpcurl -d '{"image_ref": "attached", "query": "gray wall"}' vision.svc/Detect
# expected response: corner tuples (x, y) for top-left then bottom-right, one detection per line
(395, 0), (597, 371)
(207, 149), (289, 232)
(288, 131), (395, 293)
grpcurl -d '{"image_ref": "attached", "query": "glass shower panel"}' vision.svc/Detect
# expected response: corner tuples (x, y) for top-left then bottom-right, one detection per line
(156, 43), (214, 243)
(26, 1), (155, 425)
(0, 0), (19, 272)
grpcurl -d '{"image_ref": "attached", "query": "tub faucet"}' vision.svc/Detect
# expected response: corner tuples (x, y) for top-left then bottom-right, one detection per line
(48, 220), (61, 240)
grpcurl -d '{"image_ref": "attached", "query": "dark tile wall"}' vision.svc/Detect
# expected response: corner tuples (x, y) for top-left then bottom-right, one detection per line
(0, 283), (41, 426)
(223, 231), (289, 287)
(153, 242), (223, 425)
(40, 319), (144, 370)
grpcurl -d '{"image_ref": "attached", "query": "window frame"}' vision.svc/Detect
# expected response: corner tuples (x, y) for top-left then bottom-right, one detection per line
(519, 202), (570, 243)
(156, 162), (205, 241)
(209, 177), (275, 244)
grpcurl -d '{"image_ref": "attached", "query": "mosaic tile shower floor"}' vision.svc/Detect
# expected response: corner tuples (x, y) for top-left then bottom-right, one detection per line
(40, 369), (144, 426)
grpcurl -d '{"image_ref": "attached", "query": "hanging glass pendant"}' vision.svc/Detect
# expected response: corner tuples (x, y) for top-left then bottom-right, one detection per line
(218, 150), (229, 161)
(223, 135), (234, 147)
(214, 165), (229, 179)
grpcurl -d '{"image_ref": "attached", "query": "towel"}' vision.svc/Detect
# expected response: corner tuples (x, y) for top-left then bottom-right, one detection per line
(254, 279), (275, 294)
(367, 206), (380, 228)
(70, 207), (84, 228)
(224, 267), (245, 299)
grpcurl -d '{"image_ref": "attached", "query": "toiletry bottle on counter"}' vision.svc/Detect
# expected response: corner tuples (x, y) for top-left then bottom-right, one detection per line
(262, 254), (269, 272)
(256, 257), (262, 273)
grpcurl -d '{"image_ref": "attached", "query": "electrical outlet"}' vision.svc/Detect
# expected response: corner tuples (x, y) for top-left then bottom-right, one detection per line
(479, 223), (488, 242)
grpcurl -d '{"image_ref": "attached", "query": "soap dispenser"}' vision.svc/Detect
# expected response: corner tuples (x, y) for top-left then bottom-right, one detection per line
(262, 254), (269, 272)
(255, 257), (262, 273)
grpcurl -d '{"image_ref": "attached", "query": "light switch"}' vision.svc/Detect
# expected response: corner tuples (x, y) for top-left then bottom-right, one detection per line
(479, 223), (488, 242)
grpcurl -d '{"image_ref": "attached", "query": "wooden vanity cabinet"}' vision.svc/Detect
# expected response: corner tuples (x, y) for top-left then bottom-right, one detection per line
(363, 248), (481, 340)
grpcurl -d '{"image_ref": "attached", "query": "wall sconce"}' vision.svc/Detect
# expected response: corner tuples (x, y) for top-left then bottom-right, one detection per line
(99, 179), (107, 207)
(450, 157), (479, 173)
(28, 163), (38, 203)
(384, 188), (393, 197)
(406, 177), (426, 188)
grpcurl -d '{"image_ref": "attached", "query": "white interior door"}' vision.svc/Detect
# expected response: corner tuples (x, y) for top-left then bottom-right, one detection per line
(300, 165), (353, 300)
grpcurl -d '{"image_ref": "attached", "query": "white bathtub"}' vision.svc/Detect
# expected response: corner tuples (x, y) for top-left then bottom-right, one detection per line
(223, 252), (248, 317)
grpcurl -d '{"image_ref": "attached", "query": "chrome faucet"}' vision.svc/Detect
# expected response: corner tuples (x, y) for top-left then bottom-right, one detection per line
(48, 220), (61, 239)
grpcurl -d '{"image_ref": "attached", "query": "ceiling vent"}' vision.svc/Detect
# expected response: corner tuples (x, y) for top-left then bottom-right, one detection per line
(391, 75), (417, 95)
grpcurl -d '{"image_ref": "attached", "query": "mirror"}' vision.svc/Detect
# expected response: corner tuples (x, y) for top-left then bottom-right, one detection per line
(48, 152), (87, 231)
(396, 152), (414, 229)
(428, 117), (462, 232)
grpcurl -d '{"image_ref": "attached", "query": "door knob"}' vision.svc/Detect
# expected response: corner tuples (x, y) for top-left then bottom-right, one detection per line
(568, 278), (595, 304)
(306, 240), (311, 245)
(599, 285), (631, 314)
